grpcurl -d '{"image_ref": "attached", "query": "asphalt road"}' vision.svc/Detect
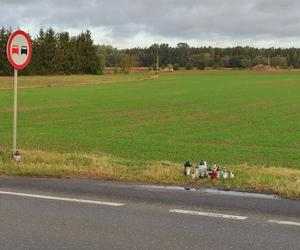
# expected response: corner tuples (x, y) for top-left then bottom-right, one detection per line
(0, 177), (299, 250)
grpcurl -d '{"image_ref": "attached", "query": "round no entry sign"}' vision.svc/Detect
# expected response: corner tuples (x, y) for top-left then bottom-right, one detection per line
(7, 30), (32, 70)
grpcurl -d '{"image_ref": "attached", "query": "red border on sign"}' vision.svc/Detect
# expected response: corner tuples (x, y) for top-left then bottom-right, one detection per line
(7, 30), (32, 70)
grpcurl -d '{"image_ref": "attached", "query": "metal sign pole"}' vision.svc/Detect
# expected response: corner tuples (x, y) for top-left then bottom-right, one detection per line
(13, 68), (18, 154)
(7, 30), (32, 160)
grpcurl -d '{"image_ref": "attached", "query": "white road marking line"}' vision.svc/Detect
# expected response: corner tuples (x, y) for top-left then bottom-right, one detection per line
(169, 209), (248, 220)
(0, 191), (124, 207)
(268, 220), (300, 227)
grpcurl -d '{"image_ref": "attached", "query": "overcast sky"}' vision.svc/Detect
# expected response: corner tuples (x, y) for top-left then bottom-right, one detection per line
(1, 0), (300, 48)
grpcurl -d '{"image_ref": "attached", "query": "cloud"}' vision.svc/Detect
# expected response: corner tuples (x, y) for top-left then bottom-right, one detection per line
(1, 0), (300, 48)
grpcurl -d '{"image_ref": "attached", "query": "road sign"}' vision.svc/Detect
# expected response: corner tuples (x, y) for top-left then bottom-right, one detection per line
(6, 30), (32, 158)
(7, 30), (32, 70)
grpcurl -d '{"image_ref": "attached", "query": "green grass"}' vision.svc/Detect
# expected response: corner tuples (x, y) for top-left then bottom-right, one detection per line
(0, 71), (300, 198)
(1, 71), (300, 168)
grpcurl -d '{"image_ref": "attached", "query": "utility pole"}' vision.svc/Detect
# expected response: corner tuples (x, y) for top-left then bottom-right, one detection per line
(156, 47), (159, 75)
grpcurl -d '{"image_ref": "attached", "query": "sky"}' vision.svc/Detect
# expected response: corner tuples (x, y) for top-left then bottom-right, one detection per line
(1, 0), (300, 48)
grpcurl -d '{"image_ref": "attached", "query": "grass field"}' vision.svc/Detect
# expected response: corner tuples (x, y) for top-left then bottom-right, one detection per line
(0, 71), (300, 198)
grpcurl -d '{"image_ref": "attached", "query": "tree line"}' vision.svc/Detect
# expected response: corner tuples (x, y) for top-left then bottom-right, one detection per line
(104, 43), (300, 71)
(1, 27), (300, 75)
(0, 27), (104, 75)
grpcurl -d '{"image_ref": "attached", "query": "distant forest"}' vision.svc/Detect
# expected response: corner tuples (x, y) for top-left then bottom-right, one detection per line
(1, 27), (300, 75)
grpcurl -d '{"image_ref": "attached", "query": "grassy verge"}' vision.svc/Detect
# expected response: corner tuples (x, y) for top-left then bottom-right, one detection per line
(1, 149), (299, 200)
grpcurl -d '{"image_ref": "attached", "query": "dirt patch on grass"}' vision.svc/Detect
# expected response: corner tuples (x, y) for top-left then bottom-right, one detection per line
(252, 64), (276, 72)
(142, 111), (209, 125)
(1, 104), (72, 113)
(0, 73), (152, 90)
(262, 80), (300, 88)
(103, 110), (145, 118)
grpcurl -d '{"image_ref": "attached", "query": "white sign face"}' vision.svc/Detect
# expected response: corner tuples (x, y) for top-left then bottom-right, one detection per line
(7, 30), (32, 70)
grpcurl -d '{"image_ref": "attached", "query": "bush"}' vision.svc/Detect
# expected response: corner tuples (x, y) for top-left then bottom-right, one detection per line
(229, 56), (242, 68)
(173, 63), (180, 70)
(197, 61), (205, 70)
(212, 64), (219, 69)
(186, 63), (193, 70)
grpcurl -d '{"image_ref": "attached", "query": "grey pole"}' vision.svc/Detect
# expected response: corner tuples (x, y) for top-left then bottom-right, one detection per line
(13, 68), (18, 155)
(156, 48), (159, 75)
